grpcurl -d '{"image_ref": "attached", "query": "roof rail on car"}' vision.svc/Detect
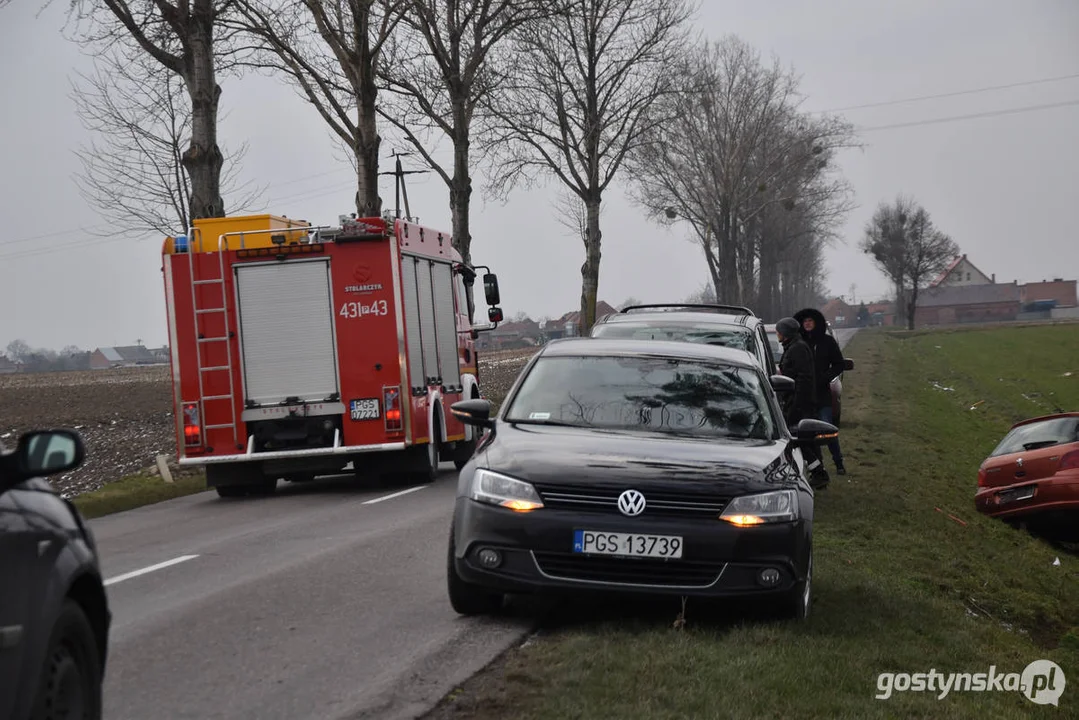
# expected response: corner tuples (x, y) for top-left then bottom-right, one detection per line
(619, 303), (757, 317)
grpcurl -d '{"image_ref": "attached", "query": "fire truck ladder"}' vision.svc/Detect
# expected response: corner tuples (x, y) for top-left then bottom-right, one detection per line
(187, 229), (240, 450)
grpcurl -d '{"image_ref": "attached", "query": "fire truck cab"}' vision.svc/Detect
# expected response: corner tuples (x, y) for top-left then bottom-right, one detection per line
(161, 212), (503, 497)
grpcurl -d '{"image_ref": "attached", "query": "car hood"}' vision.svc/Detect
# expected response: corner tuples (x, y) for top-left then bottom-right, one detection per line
(481, 423), (797, 495)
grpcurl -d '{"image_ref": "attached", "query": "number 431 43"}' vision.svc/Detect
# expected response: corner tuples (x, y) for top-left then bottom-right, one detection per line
(340, 300), (388, 318)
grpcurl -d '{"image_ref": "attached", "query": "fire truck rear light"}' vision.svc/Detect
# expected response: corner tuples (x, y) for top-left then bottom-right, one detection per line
(182, 402), (202, 446)
(384, 386), (403, 433)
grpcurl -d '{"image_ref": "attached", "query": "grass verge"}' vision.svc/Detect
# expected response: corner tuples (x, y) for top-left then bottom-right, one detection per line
(426, 324), (1079, 719)
(72, 471), (207, 519)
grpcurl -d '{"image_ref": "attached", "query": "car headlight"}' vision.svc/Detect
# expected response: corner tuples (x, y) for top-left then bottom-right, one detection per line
(719, 490), (798, 526)
(470, 468), (545, 512)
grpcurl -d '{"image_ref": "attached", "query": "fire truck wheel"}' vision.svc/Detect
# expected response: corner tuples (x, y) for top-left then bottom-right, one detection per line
(215, 485), (248, 498)
(452, 440), (476, 471)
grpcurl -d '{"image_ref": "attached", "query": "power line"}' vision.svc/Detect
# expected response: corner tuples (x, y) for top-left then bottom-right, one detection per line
(817, 71), (1079, 113)
(856, 97), (1079, 132)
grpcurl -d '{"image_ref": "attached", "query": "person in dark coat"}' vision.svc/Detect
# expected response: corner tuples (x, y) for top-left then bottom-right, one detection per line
(775, 317), (829, 489)
(794, 307), (847, 475)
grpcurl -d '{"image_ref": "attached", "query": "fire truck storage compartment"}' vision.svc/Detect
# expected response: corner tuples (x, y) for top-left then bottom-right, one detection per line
(400, 254), (461, 393)
(235, 258), (341, 407)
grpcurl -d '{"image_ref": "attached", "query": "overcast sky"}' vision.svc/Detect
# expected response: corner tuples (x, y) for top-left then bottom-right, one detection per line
(1, 0), (1077, 352)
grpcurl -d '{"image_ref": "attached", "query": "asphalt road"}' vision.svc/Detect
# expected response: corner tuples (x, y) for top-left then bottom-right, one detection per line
(93, 329), (861, 720)
(92, 470), (531, 720)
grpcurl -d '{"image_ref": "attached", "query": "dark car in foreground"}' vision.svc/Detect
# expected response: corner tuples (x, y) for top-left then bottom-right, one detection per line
(975, 412), (1079, 540)
(445, 338), (838, 620)
(1, 429), (110, 720)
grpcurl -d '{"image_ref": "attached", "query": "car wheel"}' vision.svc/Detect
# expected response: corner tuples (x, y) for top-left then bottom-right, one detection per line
(30, 600), (103, 720)
(447, 523), (503, 616)
(780, 550), (812, 621)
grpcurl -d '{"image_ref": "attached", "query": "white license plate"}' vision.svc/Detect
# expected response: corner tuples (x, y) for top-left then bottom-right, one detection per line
(998, 485), (1036, 503)
(572, 530), (683, 559)
(350, 398), (380, 420)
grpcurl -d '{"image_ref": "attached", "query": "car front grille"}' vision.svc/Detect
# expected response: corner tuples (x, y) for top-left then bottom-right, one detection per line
(532, 551), (724, 587)
(532, 482), (729, 518)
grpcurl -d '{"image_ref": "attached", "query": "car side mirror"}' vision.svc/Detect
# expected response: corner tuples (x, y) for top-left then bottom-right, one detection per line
(451, 398), (495, 429)
(483, 272), (500, 306)
(488, 307), (504, 323)
(793, 418), (838, 444)
(844, 358), (855, 371)
(770, 374), (795, 393)
(1, 429), (85, 494)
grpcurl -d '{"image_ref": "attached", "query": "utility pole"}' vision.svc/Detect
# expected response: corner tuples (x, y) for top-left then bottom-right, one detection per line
(379, 150), (428, 221)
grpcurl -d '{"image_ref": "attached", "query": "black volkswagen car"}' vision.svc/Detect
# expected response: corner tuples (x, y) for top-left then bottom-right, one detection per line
(446, 338), (837, 620)
(1, 429), (110, 720)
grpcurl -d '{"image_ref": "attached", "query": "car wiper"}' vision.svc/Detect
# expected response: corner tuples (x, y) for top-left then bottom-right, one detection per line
(1021, 439), (1059, 451)
(508, 418), (586, 428)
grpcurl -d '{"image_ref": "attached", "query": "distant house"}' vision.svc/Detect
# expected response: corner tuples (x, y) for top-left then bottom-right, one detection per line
(544, 301), (618, 340)
(930, 254), (994, 288)
(864, 301), (897, 326)
(914, 283), (1021, 326)
(820, 298), (854, 328)
(0, 355), (17, 374)
(1019, 279), (1077, 310)
(480, 317), (543, 351)
(90, 345), (168, 369)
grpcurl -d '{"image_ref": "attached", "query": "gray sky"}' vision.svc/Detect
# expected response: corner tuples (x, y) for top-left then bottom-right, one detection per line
(2, 0), (1077, 351)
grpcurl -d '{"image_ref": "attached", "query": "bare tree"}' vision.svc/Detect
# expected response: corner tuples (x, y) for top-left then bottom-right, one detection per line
(67, 0), (242, 220)
(861, 196), (958, 329)
(71, 46), (261, 236)
(860, 195), (916, 326)
(236, 0), (409, 217)
(379, 1), (553, 268)
(482, 0), (692, 335)
(626, 37), (856, 317)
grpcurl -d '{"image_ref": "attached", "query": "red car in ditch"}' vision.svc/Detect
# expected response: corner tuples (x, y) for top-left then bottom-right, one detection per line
(975, 412), (1079, 540)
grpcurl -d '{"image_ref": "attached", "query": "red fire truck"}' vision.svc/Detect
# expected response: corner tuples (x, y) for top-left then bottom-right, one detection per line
(161, 212), (503, 497)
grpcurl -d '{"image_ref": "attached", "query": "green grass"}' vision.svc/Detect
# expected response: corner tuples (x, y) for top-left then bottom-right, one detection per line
(427, 323), (1079, 719)
(72, 471), (207, 519)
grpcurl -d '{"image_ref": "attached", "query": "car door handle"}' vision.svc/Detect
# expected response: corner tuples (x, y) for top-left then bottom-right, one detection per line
(38, 539), (52, 556)
(0, 625), (23, 650)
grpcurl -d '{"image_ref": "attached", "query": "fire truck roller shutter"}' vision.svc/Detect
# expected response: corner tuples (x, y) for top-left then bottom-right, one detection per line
(234, 258), (341, 406)
(432, 261), (462, 390)
(400, 256), (426, 391)
(416, 260), (440, 384)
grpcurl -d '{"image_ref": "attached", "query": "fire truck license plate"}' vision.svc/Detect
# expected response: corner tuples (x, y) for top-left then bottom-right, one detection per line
(350, 398), (381, 420)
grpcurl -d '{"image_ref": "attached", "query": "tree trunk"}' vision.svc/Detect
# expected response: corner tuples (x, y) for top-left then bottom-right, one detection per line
(354, 105), (381, 217)
(578, 197), (603, 335)
(353, 15), (382, 218)
(450, 118), (476, 322)
(906, 287), (918, 330)
(182, 1), (224, 220)
(757, 241), (778, 321)
(717, 203), (738, 304)
(703, 232), (722, 303)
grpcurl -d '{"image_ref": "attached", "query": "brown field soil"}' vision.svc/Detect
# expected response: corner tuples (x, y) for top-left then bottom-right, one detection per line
(0, 348), (537, 498)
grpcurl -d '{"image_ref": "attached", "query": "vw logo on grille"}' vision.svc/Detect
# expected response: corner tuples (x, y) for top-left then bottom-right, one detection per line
(617, 489), (646, 517)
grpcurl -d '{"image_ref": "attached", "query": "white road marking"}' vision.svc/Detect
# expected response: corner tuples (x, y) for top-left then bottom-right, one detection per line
(104, 555), (200, 586)
(362, 485), (427, 505)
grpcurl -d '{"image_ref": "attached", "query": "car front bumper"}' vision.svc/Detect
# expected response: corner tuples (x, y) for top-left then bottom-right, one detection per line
(452, 497), (811, 598)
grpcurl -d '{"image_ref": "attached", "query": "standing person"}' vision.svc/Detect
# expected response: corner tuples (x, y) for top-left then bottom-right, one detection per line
(794, 307), (847, 475)
(775, 317), (830, 489)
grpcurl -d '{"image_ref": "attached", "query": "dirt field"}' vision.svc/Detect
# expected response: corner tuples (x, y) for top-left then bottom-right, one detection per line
(0, 347), (537, 498)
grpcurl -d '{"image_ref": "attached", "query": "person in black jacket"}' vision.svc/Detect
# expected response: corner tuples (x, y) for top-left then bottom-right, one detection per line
(794, 307), (846, 475)
(775, 317), (829, 489)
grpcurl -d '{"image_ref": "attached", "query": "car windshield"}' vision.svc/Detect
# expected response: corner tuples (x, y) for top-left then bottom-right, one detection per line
(504, 354), (776, 440)
(591, 321), (756, 353)
(990, 417), (1079, 457)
